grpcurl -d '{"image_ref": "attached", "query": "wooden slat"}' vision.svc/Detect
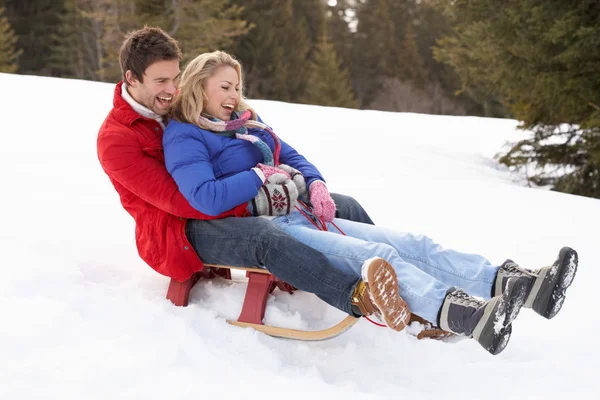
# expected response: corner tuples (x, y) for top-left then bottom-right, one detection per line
(226, 316), (359, 342)
(204, 264), (271, 274)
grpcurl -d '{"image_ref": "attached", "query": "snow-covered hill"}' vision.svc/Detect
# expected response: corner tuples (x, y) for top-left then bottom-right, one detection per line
(1, 73), (598, 399)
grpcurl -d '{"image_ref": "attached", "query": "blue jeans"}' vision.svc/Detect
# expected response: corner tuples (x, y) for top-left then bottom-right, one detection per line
(185, 193), (373, 315)
(330, 193), (374, 225)
(271, 211), (500, 323)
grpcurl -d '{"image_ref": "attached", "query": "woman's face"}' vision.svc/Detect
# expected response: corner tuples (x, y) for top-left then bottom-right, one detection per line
(203, 65), (240, 121)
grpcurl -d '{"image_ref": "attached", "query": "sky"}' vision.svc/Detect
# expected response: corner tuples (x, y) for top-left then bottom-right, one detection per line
(0, 72), (598, 399)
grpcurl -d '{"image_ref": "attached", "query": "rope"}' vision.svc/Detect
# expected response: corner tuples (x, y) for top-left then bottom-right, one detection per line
(295, 199), (385, 329)
(364, 316), (387, 327)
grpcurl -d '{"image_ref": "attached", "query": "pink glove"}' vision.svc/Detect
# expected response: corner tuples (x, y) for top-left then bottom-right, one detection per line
(309, 181), (336, 222)
(256, 163), (291, 181)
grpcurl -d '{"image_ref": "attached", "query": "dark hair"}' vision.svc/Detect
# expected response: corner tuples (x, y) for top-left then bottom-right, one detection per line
(119, 26), (182, 84)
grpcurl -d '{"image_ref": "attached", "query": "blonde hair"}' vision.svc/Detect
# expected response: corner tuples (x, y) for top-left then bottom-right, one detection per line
(171, 50), (254, 125)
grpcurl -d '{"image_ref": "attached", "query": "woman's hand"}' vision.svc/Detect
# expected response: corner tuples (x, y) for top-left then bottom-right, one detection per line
(255, 163), (291, 180)
(309, 181), (336, 222)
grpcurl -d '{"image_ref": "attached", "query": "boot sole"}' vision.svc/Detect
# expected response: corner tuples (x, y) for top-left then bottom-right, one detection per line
(475, 277), (528, 355)
(362, 258), (410, 332)
(531, 247), (578, 319)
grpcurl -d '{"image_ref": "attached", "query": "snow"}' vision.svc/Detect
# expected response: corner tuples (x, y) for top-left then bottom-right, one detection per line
(564, 253), (578, 287)
(1, 72), (599, 399)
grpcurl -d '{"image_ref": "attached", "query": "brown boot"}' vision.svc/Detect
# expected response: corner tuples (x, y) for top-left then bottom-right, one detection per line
(352, 257), (411, 332)
(409, 314), (454, 340)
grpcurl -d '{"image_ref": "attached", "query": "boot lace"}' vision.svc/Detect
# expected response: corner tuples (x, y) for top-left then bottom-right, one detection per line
(449, 289), (485, 308)
(503, 262), (540, 278)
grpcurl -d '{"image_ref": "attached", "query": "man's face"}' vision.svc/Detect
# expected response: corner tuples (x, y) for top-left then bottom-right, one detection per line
(126, 59), (180, 116)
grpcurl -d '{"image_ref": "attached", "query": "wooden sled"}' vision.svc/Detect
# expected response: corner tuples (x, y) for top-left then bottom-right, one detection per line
(166, 264), (359, 341)
(166, 264), (451, 341)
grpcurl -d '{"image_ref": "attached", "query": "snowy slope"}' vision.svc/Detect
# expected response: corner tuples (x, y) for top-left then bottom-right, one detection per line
(1, 73), (598, 399)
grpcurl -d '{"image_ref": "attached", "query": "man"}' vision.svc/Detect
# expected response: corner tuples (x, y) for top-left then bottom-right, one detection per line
(97, 26), (382, 318)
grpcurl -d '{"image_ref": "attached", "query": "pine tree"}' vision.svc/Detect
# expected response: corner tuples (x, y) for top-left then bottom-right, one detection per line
(172, 0), (251, 63)
(0, 7), (21, 73)
(300, 33), (358, 108)
(3, 0), (67, 76)
(231, 0), (310, 102)
(326, 0), (353, 71)
(351, 0), (399, 106)
(278, 0), (311, 101)
(293, 0), (326, 51)
(354, 0), (398, 75)
(398, 23), (428, 87)
(98, 0), (251, 82)
(434, 0), (600, 198)
(56, 0), (114, 81)
(50, 0), (78, 79)
(414, 1), (493, 116)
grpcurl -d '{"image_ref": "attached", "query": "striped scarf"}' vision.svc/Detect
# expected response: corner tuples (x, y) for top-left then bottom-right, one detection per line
(197, 110), (281, 166)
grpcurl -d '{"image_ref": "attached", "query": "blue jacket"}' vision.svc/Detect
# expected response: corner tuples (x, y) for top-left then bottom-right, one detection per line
(163, 117), (325, 216)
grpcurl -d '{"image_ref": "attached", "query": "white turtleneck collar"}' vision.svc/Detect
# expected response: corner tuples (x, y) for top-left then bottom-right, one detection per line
(121, 84), (165, 129)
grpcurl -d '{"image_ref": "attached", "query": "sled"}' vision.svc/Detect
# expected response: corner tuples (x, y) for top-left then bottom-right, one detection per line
(166, 264), (451, 341)
(166, 264), (359, 341)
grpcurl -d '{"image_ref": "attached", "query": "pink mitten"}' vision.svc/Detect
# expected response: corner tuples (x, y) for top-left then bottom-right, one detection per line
(256, 163), (291, 181)
(309, 181), (336, 222)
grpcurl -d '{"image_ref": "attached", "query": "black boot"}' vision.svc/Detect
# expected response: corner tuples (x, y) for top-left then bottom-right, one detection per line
(439, 277), (529, 355)
(493, 247), (578, 319)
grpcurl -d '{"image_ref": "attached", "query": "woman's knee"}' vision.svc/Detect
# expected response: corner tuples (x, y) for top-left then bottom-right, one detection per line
(351, 241), (399, 264)
(415, 233), (442, 253)
(374, 242), (399, 260)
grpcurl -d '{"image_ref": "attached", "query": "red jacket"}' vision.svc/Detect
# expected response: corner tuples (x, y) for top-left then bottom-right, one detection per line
(97, 82), (249, 281)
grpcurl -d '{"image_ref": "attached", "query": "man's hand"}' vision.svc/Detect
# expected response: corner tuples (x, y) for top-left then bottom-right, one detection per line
(278, 164), (307, 197)
(251, 173), (299, 216)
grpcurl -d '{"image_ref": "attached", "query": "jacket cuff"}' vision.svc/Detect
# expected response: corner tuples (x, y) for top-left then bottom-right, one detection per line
(309, 179), (327, 189)
(252, 168), (266, 184)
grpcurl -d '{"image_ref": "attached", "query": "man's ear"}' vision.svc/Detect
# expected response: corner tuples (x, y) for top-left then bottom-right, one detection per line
(125, 70), (138, 87)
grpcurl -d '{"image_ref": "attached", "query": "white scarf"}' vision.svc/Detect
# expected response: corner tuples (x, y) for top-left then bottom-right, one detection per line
(121, 84), (165, 129)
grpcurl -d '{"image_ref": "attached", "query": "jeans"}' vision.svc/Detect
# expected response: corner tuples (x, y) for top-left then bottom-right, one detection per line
(271, 211), (500, 324)
(185, 193), (373, 315)
(330, 193), (374, 225)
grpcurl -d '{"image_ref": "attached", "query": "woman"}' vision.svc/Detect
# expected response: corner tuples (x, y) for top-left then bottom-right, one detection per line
(163, 51), (579, 355)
